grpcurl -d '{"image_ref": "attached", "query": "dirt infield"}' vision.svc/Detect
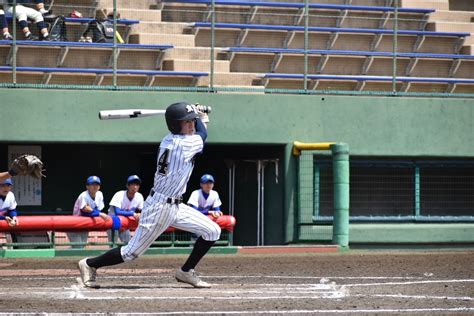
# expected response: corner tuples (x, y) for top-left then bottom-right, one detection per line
(0, 250), (473, 314)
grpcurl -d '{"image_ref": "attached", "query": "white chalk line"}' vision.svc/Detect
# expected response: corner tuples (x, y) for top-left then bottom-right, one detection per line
(345, 279), (474, 287)
(1, 308), (474, 314)
(0, 274), (429, 281)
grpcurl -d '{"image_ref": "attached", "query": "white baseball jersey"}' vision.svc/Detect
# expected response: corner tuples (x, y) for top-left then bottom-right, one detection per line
(73, 191), (104, 216)
(0, 192), (17, 218)
(121, 132), (221, 262)
(187, 189), (222, 213)
(152, 133), (204, 197)
(108, 190), (144, 214)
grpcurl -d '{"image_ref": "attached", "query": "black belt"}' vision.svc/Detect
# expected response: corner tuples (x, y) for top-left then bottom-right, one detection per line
(150, 190), (182, 205)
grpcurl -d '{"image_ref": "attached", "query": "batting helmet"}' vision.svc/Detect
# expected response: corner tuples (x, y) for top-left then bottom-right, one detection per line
(165, 102), (199, 134)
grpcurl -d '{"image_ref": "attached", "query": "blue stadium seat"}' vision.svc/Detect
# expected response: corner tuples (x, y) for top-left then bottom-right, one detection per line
(5, 16), (140, 25)
(0, 66), (207, 77)
(163, 0), (435, 13)
(222, 47), (474, 60)
(191, 22), (470, 38)
(0, 40), (172, 50)
(262, 74), (474, 84)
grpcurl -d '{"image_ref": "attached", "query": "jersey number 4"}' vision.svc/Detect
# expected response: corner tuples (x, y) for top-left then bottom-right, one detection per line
(157, 149), (170, 175)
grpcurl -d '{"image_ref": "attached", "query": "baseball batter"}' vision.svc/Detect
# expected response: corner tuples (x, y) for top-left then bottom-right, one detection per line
(78, 101), (220, 289)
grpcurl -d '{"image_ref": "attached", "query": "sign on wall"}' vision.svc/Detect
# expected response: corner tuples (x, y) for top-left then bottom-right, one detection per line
(8, 145), (42, 206)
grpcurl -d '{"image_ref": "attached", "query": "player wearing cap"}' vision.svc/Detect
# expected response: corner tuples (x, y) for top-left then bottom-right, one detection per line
(78, 101), (220, 289)
(67, 176), (108, 248)
(188, 174), (223, 218)
(0, 178), (18, 227)
(107, 175), (144, 244)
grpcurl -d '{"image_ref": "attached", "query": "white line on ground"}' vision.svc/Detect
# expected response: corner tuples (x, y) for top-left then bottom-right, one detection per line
(344, 279), (474, 287)
(1, 308), (474, 315)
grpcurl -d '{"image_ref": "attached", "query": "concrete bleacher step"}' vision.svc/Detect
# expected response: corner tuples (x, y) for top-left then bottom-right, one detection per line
(105, 8), (162, 21)
(162, 59), (230, 72)
(429, 10), (474, 23)
(426, 22), (474, 34)
(129, 33), (196, 47)
(461, 45), (474, 55)
(463, 36), (474, 45)
(164, 47), (219, 60)
(99, 0), (156, 9)
(130, 22), (188, 34)
(211, 85), (265, 94)
(400, 0), (449, 10)
(198, 72), (261, 86)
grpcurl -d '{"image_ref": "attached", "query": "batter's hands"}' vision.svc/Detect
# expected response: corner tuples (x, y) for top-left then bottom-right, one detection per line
(193, 103), (210, 124)
(208, 211), (223, 218)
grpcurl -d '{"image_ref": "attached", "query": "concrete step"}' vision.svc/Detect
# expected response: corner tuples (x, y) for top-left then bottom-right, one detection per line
(164, 47), (220, 60)
(129, 34), (196, 47)
(426, 21), (474, 33)
(130, 22), (188, 34)
(400, 0), (449, 10)
(462, 36), (474, 45)
(198, 72), (261, 86)
(105, 8), (162, 22)
(428, 10), (474, 23)
(162, 59), (230, 72)
(99, 0), (156, 9)
(211, 85), (265, 94)
(461, 45), (474, 55)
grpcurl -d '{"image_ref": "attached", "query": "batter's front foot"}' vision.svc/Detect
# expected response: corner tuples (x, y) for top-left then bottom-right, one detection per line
(175, 268), (211, 288)
(78, 258), (100, 289)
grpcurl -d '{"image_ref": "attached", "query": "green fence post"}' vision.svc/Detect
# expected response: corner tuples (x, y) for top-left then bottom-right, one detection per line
(331, 143), (350, 248)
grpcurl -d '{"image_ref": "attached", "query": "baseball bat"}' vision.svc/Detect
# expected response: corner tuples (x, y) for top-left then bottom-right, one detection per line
(98, 109), (166, 120)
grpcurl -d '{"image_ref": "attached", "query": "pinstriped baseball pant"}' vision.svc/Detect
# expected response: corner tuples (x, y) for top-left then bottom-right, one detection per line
(121, 195), (221, 262)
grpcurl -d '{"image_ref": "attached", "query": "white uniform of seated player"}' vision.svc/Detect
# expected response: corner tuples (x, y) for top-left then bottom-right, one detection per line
(107, 175), (144, 244)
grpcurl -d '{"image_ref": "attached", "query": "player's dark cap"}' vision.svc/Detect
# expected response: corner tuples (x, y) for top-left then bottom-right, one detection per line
(86, 175), (101, 185)
(0, 178), (13, 186)
(127, 175), (142, 185)
(165, 101), (199, 134)
(200, 174), (215, 183)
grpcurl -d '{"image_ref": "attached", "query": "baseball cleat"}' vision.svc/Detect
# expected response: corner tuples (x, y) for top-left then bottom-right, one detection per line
(175, 268), (211, 288)
(78, 258), (100, 288)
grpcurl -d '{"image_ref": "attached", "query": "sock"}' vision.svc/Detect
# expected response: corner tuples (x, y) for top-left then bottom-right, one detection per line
(24, 31), (31, 38)
(86, 246), (124, 269)
(42, 32), (48, 38)
(181, 237), (215, 272)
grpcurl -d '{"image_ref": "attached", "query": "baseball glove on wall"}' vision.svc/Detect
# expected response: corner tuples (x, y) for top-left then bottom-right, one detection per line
(9, 154), (45, 179)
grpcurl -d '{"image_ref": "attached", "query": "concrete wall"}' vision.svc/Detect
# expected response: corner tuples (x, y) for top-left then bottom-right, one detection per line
(1, 89), (473, 157)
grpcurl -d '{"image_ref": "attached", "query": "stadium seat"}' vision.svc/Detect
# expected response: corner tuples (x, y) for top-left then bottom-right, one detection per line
(0, 41), (173, 70)
(189, 23), (470, 54)
(221, 47), (474, 78)
(161, 0), (433, 30)
(261, 73), (474, 93)
(0, 66), (208, 87)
